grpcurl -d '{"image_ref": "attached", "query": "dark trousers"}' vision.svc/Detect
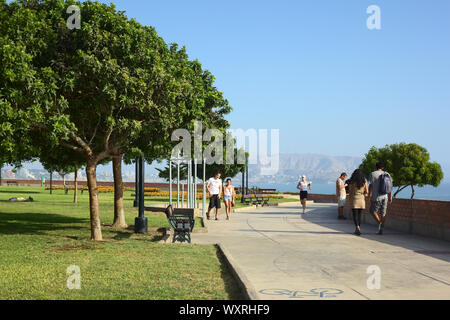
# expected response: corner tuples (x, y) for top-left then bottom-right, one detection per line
(352, 209), (362, 227)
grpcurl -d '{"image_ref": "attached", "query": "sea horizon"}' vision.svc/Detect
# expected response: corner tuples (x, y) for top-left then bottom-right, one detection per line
(254, 182), (450, 202)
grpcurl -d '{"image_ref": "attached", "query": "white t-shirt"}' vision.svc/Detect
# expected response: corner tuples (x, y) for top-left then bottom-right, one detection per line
(208, 178), (222, 195)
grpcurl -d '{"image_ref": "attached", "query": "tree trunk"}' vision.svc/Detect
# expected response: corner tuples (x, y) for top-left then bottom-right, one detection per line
(73, 166), (78, 204)
(394, 185), (408, 198)
(410, 185), (415, 199)
(112, 154), (127, 228)
(86, 161), (103, 241)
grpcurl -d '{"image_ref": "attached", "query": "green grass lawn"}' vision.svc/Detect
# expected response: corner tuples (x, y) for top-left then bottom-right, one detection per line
(0, 186), (244, 300)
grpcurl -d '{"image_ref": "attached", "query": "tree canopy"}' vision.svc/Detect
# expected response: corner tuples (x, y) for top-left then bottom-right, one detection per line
(0, 0), (232, 240)
(360, 143), (444, 199)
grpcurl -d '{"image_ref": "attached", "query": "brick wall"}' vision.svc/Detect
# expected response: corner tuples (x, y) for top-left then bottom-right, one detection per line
(343, 197), (450, 228)
(307, 193), (338, 203)
(306, 193), (450, 241)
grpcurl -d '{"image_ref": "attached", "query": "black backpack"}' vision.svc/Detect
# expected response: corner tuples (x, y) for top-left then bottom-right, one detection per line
(378, 172), (393, 195)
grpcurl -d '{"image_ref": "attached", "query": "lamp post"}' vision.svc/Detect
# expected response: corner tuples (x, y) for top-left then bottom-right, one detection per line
(133, 158), (139, 207)
(202, 158), (206, 216)
(245, 158), (249, 196)
(134, 157), (148, 234)
(49, 171), (53, 195)
(169, 159), (173, 205)
(177, 159), (180, 208)
(194, 159), (198, 208)
(241, 165), (245, 203)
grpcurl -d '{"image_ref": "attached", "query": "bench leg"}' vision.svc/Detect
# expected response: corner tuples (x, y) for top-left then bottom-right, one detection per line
(172, 231), (177, 243)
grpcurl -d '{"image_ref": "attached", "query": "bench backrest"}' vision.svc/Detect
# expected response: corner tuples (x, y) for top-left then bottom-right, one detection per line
(168, 213), (195, 232)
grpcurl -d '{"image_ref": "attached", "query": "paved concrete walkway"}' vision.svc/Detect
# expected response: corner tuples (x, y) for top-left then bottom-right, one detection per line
(193, 203), (450, 300)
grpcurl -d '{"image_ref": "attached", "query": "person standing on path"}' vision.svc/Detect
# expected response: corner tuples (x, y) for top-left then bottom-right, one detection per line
(348, 169), (368, 236)
(336, 172), (348, 220)
(223, 178), (236, 221)
(297, 175), (311, 214)
(368, 162), (393, 235)
(207, 172), (223, 220)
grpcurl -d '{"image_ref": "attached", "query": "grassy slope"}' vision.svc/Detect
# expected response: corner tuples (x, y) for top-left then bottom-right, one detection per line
(0, 186), (243, 300)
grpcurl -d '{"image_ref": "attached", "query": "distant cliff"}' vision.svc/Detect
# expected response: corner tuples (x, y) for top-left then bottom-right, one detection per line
(248, 153), (362, 184)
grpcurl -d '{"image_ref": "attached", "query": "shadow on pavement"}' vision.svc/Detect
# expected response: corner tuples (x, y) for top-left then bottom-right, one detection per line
(298, 205), (450, 264)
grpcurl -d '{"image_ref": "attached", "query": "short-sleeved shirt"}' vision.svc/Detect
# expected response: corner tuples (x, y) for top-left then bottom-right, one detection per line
(207, 178), (222, 195)
(336, 178), (346, 198)
(369, 170), (389, 201)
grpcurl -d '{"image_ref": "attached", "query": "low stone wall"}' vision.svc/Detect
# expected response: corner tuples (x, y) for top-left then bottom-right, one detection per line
(307, 193), (338, 203)
(1, 179), (177, 190)
(307, 193), (450, 242)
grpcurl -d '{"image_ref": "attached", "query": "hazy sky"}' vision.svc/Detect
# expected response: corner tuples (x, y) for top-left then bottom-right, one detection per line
(93, 0), (449, 172)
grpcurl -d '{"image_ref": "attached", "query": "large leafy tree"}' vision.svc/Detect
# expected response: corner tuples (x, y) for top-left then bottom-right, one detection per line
(360, 143), (444, 199)
(0, 0), (44, 168)
(2, 0), (231, 240)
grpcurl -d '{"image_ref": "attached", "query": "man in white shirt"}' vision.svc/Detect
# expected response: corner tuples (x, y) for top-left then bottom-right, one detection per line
(206, 172), (223, 220)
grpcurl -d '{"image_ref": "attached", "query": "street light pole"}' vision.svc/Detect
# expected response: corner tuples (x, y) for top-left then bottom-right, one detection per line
(177, 160), (180, 208)
(169, 159), (173, 205)
(134, 157), (148, 234)
(194, 158), (198, 208)
(50, 171), (53, 195)
(202, 158), (206, 217)
(241, 167), (245, 203)
(246, 158), (249, 196)
(134, 158), (139, 207)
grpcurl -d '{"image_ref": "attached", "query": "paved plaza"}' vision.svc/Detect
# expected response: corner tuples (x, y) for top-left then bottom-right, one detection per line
(194, 203), (450, 300)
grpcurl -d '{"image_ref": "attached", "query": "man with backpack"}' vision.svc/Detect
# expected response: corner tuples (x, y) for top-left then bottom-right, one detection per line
(368, 162), (393, 235)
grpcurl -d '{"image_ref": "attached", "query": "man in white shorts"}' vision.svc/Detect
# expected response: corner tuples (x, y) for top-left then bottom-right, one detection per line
(336, 173), (348, 220)
(206, 172), (223, 220)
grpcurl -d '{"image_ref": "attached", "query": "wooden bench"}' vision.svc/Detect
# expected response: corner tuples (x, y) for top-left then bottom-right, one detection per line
(242, 194), (256, 205)
(254, 194), (270, 206)
(165, 205), (195, 243)
(7, 181), (18, 186)
(242, 194), (270, 206)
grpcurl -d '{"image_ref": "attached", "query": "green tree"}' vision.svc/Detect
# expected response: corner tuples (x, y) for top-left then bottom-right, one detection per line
(360, 143), (444, 199)
(39, 144), (86, 203)
(0, 0), (43, 168)
(2, 0), (232, 240)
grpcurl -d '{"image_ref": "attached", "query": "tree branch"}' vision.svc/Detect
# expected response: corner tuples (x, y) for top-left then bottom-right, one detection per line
(104, 128), (114, 153)
(69, 132), (93, 157)
(394, 185), (409, 198)
(60, 141), (85, 154)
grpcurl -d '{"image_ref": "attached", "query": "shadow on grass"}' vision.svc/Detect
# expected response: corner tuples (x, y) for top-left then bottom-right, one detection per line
(102, 225), (165, 242)
(0, 211), (88, 236)
(215, 246), (248, 300)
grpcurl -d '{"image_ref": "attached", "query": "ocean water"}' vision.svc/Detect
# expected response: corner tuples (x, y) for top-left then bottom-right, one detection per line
(254, 182), (450, 201)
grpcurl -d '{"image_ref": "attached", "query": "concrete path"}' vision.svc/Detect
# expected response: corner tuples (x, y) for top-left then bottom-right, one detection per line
(193, 203), (450, 300)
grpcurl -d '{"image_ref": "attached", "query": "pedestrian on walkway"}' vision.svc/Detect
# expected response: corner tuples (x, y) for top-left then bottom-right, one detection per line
(223, 178), (236, 221)
(207, 172), (223, 220)
(297, 175), (311, 214)
(336, 172), (348, 220)
(368, 162), (393, 235)
(348, 169), (368, 236)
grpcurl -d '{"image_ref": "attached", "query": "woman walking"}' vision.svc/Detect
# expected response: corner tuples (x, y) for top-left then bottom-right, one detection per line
(223, 178), (236, 220)
(297, 175), (311, 214)
(348, 169), (368, 236)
